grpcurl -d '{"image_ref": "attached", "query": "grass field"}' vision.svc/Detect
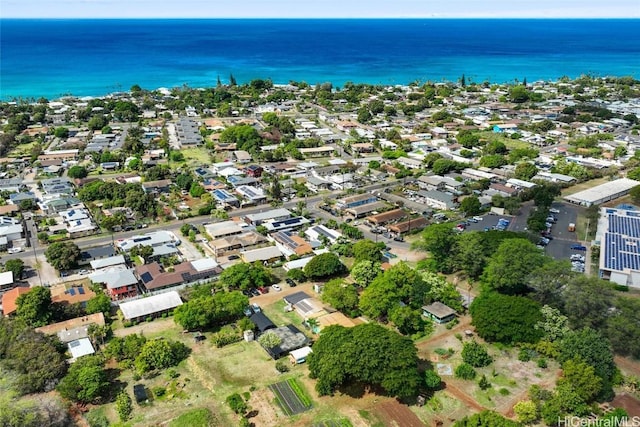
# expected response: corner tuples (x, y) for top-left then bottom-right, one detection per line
(181, 147), (213, 166)
(168, 408), (217, 427)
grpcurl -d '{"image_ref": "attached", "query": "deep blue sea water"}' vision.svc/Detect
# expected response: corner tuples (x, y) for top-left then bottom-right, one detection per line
(1, 19), (639, 100)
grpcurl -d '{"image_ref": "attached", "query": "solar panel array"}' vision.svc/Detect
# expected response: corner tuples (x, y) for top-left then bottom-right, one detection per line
(604, 213), (640, 272)
(140, 272), (153, 283)
(312, 226), (335, 240)
(274, 231), (300, 248)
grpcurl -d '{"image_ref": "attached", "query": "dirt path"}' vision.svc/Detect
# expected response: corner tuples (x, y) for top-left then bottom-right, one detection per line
(443, 382), (484, 413)
(415, 317), (472, 352)
(248, 388), (281, 427)
(373, 400), (425, 427)
(616, 356), (640, 377)
(113, 317), (177, 337)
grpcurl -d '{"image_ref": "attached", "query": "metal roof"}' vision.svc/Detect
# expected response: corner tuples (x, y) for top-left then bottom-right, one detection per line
(119, 291), (183, 320)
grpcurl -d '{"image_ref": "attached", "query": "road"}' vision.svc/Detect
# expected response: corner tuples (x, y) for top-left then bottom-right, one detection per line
(2, 180), (405, 266)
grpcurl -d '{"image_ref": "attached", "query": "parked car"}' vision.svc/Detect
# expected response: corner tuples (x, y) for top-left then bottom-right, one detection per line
(286, 278), (297, 287)
(473, 216), (483, 221)
(258, 286), (269, 294)
(467, 218), (478, 223)
(228, 254), (240, 260)
(549, 208), (560, 214)
(251, 303), (261, 313)
(243, 306), (253, 317)
(272, 284), (282, 292)
(250, 288), (261, 297)
(393, 235), (404, 242)
(571, 245), (587, 251)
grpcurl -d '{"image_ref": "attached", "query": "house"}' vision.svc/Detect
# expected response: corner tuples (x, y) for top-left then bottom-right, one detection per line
(299, 146), (335, 157)
(89, 267), (139, 300)
(115, 230), (179, 253)
(80, 245), (117, 265)
(336, 193), (378, 210)
(351, 143), (375, 153)
(204, 220), (246, 240)
(289, 346), (313, 364)
(396, 156), (423, 170)
(422, 302), (457, 324)
(263, 216), (310, 232)
(1, 286), (30, 316)
(250, 312), (276, 333)
(366, 208), (407, 226)
(136, 259), (221, 292)
(209, 231), (268, 257)
(284, 291), (324, 318)
(35, 313), (105, 343)
(141, 179), (172, 194)
(345, 201), (387, 219)
(245, 164), (263, 178)
(119, 291), (183, 322)
(305, 175), (332, 193)
(305, 225), (342, 245)
(261, 325), (310, 359)
(175, 117), (203, 146)
(236, 185), (267, 204)
(233, 150), (252, 163)
(416, 190), (458, 210)
(50, 283), (96, 308)
(212, 189), (240, 207)
(240, 246), (283, 264)
(0, 178), (24, 193)
(244, 208), (292, 226)
(67, 338), (96, 361)
(272, 231), (313, 258)
(386, 217), (429, 234)
(487, 183), (519, 198)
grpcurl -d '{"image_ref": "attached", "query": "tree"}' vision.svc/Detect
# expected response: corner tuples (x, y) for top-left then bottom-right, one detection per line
(631, 185), (640, 205)
(509, 85), (530, 103)
(482, 239), (547, 295)
(44, 241), (81, 271)
(459, 196), (481, 217)
(189, 182), (205, 198)
(54, 127), (69, 138)
(218, 262), (274, 290)
(57, 355), (108, 403)
(558, 358), (602, 402)
(470, 292), (543, 344)
(462, 341), (493, 367)
(514, 162), (538, 180)
(134, 339), (190, 373)
(16, 286), (52, 327)
(67, 165), (88, 179)
(115, 391), (132, 422)
(513, 400), (538, 424)
(562, 276), (613, 330)
(350, 260), (381, 287)
(535, 305), (570, 342)
(352, 240), (383, 263)
(527, 260), (574, 308)
(388, 306), (428, 336)
(422, 271), (464, 312)
(175, 173), (194, 191)
(454, 410), (521, 427)
(85, 293), (111, 316)
(559, 328), (616, 388)
(0, 317), (68, 395)
(424, 370), (442, 391)
(607, 297), (640, 359)
(413, 223), (458, 272)
(308, 324), (420, 398)
(321, 279), (359, 315)
(359, 262), (429, 320)
(454, 363), (477, 380)
(257, 331), (282, 349)
(226, 393), (248, 415)
(4, 259), (24, 280)
(304, 253), (345, 280)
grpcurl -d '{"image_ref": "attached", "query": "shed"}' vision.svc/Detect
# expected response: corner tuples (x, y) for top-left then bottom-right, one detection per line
(133, 384), (148, 403)
(289, 346), (313, 364)
(119, 291), (183, 322)
(422, 302), (457, 324)
(67, 338), (95, 361)
(250, 312), (276, 333)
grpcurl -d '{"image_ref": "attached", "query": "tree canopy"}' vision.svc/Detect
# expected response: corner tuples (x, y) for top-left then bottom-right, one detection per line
(218, 262), (274, 290)
(134, 338), (190, 374)
(350, 259), (382, 288)
(16, 286), (52, 328)
(57, 355), (109, 403)
(482, 238), (547, 294)
(44, 241), (81, 271)
(321, 279), (359, 316)
(308, 323), (421, 398)
(470, 292), (543, 344)
(304, 253), (346, 280)
(454, 410), (522, 427)
(352, 239), (383, 263)
(174, 291), (248, 330)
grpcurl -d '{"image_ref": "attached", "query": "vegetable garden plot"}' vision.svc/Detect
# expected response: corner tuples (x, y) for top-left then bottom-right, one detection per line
(269, 379), (313, 415)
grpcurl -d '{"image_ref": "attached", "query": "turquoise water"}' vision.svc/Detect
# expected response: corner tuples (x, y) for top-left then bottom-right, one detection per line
(1, 19), (639, 100)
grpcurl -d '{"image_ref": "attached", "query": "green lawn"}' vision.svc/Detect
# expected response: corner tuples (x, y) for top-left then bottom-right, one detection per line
(168, 408), (216, 427)
(181, 148), (213, 166)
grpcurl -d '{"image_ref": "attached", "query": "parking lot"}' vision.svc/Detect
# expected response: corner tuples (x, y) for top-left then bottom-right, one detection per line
(459, 202), (587, 271)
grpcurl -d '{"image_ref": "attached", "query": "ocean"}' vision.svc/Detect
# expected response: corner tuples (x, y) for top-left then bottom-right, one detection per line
(1, 19), (639, 100)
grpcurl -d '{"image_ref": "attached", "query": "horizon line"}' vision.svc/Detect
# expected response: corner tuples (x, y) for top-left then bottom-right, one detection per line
(2, 16), (640, 20)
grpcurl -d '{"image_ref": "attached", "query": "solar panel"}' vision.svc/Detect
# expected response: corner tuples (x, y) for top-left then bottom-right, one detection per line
(69, 288), (76, 296)
(140, 272), (153, 283)
(69, 341), (80, 348)
(78, 287), (85, 295)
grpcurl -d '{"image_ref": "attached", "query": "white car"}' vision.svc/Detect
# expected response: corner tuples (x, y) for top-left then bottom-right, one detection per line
(549, 208), (560, 214)
(7, 247), (22, 254)
(272, 284), (282, 292)
(473, 216), (483, 221)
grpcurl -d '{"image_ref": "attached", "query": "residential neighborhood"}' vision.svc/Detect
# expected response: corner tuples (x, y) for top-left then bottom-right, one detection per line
(1, 75), (640, 426)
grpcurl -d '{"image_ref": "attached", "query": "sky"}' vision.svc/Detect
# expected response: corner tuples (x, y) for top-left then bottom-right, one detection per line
(2, 0), (640, 18)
